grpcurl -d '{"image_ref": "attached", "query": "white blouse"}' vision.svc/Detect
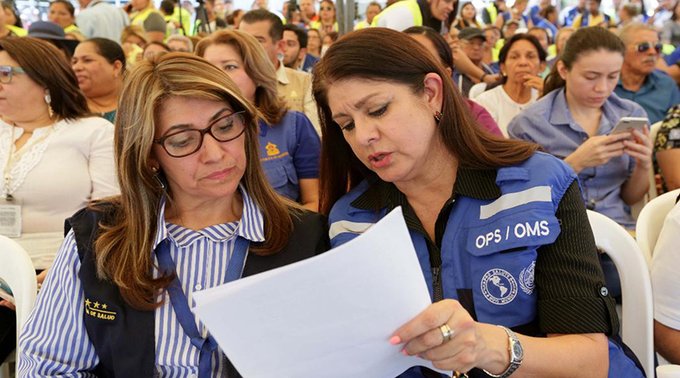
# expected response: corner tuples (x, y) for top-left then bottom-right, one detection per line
(0, 116), (119, 269)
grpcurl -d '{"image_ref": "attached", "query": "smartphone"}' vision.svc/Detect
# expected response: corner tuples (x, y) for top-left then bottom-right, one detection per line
(610, 117), (648, 136)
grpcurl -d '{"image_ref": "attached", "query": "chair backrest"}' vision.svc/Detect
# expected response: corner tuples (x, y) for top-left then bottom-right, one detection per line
(587, 210), (655, 378)
(468, 82), (487, 99)
(0, 236), (37, 364)
(636, 188), (680, 265)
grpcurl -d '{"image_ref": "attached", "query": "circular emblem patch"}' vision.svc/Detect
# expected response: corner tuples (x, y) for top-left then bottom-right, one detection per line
(481, 268), (518, 305)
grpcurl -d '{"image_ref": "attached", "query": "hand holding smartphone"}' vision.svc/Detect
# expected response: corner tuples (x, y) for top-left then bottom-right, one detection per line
(610, 117), (648, 138)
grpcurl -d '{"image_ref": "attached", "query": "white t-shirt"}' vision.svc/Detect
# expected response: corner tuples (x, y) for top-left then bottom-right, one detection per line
(473, 85), (539, 137)
(652, 202), (680, 330)
(0, 116), (119, 269)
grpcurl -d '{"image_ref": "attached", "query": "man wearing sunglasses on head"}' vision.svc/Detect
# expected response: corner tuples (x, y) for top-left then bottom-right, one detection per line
(615, 22), (680, 124)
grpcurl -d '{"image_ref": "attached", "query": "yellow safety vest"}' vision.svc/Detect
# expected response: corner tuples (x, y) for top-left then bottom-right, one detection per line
(309, 20), (338, 32)
(354, 20), (370, 30)
(485, 4), (498, 25)
(7, 24), (26, 36)
(130, 7), (156, 26)
(371, 0), (422, 27)
(169, 6), (192, 35)
(64, 24), (80, 34)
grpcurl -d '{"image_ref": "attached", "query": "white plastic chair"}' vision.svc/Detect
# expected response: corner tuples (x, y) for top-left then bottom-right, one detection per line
(636, 188), (680, 266)
(468, 82), (487, 99)
(0, 236), (37, 378)
(587, 210), (655, 378)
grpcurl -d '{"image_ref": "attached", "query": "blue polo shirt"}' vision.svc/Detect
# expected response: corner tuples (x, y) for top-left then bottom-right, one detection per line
(507, 88), (646, 228)
(258, 110), (321, 201)
(614, 70), (680, 125)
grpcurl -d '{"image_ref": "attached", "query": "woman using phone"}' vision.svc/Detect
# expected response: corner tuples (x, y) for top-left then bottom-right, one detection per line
(508, 27), (651, 228)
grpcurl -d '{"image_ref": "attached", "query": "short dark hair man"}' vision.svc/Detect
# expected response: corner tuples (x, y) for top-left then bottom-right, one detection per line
(282, 24), (319, 73)
(240, 9), (320, 133)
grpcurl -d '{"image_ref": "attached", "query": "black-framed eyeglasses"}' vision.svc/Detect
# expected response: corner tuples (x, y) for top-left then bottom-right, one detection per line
(636, 41), (662, 53)
(0, 65), (25, 84)
(153, 111), (247, 158)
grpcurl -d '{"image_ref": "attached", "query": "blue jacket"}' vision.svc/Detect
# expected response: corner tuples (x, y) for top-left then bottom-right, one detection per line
(329, 152), (644, 377)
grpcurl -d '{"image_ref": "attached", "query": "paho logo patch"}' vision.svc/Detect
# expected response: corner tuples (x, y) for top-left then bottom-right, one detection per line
(519, 261), (535, 295)
(481, 268), (518, 305)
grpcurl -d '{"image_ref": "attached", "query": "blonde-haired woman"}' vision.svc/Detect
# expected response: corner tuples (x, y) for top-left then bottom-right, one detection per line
(19, 53), (328, 377)
(197, 30), (321, 211)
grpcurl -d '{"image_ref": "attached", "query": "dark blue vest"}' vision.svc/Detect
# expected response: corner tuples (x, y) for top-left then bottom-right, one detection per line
(66, 204), (329, 377)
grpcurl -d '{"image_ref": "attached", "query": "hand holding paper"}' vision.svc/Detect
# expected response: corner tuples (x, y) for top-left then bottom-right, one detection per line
(193, 207), (450, 378)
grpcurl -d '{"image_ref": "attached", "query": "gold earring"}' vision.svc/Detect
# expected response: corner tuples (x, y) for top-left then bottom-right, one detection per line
(44, 91), (54, 119)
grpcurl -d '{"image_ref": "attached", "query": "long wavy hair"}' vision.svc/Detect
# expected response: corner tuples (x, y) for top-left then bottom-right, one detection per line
(195, 30), (287, 125)
(95, 53), (294, 310)
(312, 28), (539, 214)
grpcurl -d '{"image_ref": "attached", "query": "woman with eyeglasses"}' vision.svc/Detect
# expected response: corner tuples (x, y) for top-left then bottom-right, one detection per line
(197, 30), (321, 211)
(310, 0), (338, 36)
(0, 37), (118, 365)
(508, 27), (652, 230)
(18, 53), (329, 377)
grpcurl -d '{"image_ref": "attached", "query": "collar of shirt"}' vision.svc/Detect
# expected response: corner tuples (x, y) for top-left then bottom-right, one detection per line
(152, 184), (266, 249)
(349, 169), (501, 233)
(276, 62), (290, 85)
(548, 88), (621, 134)
(616, 70), (661, 96)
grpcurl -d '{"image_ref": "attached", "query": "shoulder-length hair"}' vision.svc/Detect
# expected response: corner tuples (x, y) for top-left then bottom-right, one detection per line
(95, 52), (295, 310)
(195, 29), (287, 125)
(0, 37), (89, 120)
(543, 26), (624, 96)
(312, 28), (538, 215)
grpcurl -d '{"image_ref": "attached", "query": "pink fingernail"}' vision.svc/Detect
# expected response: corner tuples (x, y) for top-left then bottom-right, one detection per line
(401, 348), (408, 356)
(389, 336), (401, 345)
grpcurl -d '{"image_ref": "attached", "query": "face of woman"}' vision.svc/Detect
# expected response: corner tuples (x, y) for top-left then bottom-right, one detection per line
(307, 31), (321, 54)
(202, 44), (257, 103)
(2, 7), (16, 26)
(72, 42), (121, 98)
(124, 34), (146, 48)
(0, 51), (50, 124)
(152, 97), (247, 207)
(558, 49), (623, 109)
(319, 1), (335, 22)
(48, 3), (74, 28)
(462, 3), (475, 20)
(326, 77), (447, 186)
(501, 40), (542, 85)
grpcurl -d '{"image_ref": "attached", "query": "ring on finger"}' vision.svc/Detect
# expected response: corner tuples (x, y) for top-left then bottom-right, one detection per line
(439, 324), (453, 344)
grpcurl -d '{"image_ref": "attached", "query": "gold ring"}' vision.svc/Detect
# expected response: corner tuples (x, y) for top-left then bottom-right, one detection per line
(439, 324), (453, 344)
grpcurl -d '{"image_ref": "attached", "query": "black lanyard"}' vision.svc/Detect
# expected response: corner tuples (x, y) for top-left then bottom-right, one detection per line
(155, 235), (249, 378)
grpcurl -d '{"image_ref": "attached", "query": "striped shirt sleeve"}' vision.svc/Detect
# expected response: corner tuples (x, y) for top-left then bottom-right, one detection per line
(18, 229), (99, 377)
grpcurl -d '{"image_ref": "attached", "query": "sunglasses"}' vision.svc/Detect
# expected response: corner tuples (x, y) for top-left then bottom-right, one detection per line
(636, 41), (662, 53)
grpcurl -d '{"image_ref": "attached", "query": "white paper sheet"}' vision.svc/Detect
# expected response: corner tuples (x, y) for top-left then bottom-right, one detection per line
(193, 207), (450, 378)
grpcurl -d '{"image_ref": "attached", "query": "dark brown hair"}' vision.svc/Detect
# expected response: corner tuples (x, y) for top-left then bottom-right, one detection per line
(0, 37), (89, 120)
(312, 28), (538, 214)
(543, 26), (625, 96)
(96, 53), (295, 309)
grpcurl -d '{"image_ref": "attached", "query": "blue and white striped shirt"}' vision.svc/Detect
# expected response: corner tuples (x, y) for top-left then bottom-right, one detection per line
(18, 187), (265, 377)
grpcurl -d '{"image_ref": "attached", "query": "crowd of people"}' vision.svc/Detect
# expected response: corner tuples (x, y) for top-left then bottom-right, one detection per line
(0, 0), (678, 376)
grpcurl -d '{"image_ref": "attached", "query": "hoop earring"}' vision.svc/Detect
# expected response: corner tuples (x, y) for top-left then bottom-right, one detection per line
(44, 91), (54, 119)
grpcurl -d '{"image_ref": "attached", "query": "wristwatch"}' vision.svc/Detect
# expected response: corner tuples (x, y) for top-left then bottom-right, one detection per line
(482, 326), (523, 378)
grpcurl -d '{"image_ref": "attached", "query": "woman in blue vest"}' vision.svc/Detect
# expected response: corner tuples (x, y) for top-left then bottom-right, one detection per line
(18, 53), (329, 377)
(196, 30), (321, 211)
(313, 28), (644, 377)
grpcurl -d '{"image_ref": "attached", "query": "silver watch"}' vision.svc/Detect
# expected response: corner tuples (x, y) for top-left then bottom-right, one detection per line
(482, 326), (523, 378)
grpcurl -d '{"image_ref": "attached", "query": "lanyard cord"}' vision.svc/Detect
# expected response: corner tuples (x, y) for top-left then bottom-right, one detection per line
(155, 236), (249, 378)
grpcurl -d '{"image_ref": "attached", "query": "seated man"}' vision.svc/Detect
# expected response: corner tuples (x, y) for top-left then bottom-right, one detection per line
(651, 196), (680, 364)
(240, 9), (320, 133)
(454, 27), (498, 96)
(614, 23), (680, 124)
(282, 23), (319, 73)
